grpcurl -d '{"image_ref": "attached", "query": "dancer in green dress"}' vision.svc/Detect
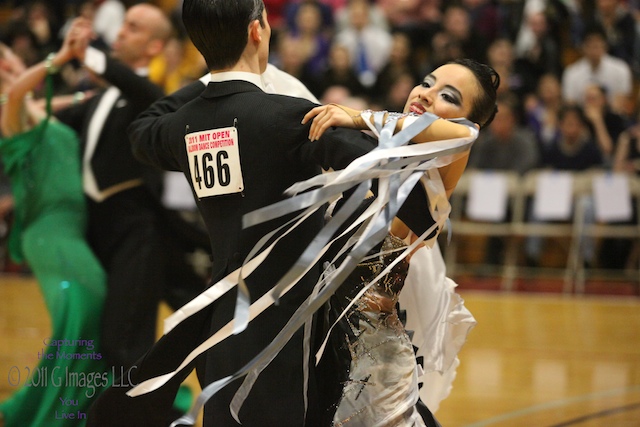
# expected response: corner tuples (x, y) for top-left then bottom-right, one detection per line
(0, 30), (108, 427)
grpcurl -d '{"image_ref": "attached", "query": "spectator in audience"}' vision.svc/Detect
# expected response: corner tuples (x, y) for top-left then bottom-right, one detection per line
(264, 0), (292, 31)
(372, 31), (420, 104)
(614, 108), (640, 175)
(319, 84), (369, 112)
(428, 31), (464, 70)
(272, 33), (317, 90)
(486, 37), (536, 114)
(435, 4), (488, 64)
(334, 0), (392, 87)
(149, 34), (205, 95)
(376, 0), (441, 72)
(468, 92), (540, 265)
(561, 24), (633, 114)
(280, 0), (332, 79)
(284, 0), (336, 36)
(540, 105), (605, 170)
(1, 19), (41, 67)
(606, 108), (640, 270)
(593, 103), (639, 269)
(469, 92), (540, 175)
(23, 0), (61, 54)
(377, 0), (441, 34)
(582, 83), (629, 164)
(462, 0), (502, 44)
(312, 42), (369, 100)
(510, 0), (578, 57)
(526, 105), (605, 267)
(376, 70), (416, 112)
(525, 73), (565, 158)
(516, 10), (563, 83)
(334, 0), (387, 33)
(586, 0), (636, 67)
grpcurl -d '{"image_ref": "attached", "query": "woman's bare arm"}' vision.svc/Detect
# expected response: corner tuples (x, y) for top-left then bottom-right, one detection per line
(0, 18), (90, 136)
(302, 103), (474, 194)
(301, 103), (474, 144)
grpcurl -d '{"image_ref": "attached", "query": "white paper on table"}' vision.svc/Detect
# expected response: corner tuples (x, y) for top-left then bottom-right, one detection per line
(465, 171), (509, 222)
(162, 171), (197, 210)
(592, 173), (633, 222)
(532, 171), (573, 220)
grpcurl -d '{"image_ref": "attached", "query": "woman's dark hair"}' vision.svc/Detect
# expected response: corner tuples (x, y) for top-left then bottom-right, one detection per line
(559, 104), (584, 122)
(448, 58), (500, 129)
(182, 0), (265, 70)
(558, 104), (593, 135)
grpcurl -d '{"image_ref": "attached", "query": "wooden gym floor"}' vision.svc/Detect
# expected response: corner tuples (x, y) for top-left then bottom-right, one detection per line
(1, 274), (639, 426)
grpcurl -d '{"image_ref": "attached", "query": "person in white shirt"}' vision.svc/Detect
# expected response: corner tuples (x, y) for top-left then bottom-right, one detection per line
(561, 25), (633, 114)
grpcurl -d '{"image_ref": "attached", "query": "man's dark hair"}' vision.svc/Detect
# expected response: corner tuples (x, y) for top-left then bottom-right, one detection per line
(182, 0), (265, 70)
(582, 23), (607, 44)
(448, 58), (500, 129)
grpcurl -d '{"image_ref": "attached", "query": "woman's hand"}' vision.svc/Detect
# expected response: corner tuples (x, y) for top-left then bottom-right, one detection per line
(302, 103), (364, 141)
(59, 17), (94, 65)
(0, 44), (26, 88)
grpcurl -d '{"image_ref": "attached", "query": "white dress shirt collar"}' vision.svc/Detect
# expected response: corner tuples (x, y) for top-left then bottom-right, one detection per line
(207, 71), (265, 92)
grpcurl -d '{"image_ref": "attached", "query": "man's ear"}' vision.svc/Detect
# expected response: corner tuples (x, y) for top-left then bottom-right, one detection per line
(248, 19), (262, 44)
(147, 38), (165, 59)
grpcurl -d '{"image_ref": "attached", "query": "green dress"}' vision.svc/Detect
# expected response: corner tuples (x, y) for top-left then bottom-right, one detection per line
(0, 116), (108, 426)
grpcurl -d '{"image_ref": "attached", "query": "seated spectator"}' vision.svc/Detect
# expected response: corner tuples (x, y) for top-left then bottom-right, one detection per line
(376, 0), (441, 71)
(582, 83), (629, 164)
(375, 71), (416, 112)
(604, 108), (640, 269)
(486, 37), (537, 106)
(525, 73), (564, 157)
(462, 0), (502, 44)
(271, 34), (317, 90)
(427, 31), (464, 70)
(614, 108), (640, 175)
(526, 105), (605, 267)
(561, 24), (633, 115)
(541, 105), (605, 170)
(467, 92), (540, 265)
(434, 4), (488, 64)
(334, 0), (387, 33)
(24, 0), (61, 54)
(585, 0), (635, 67)
(334, 0), (392, 87)
(265, 0), (293, 31)
(515, 11), (563, 83)
(372, 31), (421, 104)
(1, 19), (41, 67)
(469, 92), (540, 175)
(311, 42), (369, 100)
(280, 0), (332, 79)
(284, 0), (336, 35)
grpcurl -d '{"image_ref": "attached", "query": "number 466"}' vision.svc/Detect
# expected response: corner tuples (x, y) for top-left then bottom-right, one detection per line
(193, 151), (231, 189)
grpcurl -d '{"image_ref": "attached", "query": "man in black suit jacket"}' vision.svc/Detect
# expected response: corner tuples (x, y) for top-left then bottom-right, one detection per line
(88, 1), (431, 426)
(54, 5), (205, 376)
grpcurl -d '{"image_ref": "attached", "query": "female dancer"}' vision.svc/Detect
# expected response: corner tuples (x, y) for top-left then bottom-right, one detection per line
(0, 28), (107, 427)
(302, 58), (499, 426)
(130, 58), (499, 427)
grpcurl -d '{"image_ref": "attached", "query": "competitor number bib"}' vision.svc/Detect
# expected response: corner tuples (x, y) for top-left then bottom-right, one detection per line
(185, 126), (244, 199)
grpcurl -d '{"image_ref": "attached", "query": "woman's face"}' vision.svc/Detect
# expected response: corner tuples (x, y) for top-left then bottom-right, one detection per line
(403, 63), (479, 121)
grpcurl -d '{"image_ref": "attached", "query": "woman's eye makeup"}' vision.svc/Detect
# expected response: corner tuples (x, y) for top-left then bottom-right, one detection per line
(441, 91), (461, 106)
(421, 77), (434, 88)
(420, 77), (462, 106)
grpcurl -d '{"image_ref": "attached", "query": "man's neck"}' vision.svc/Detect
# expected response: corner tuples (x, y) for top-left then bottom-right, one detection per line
(211, 55), (262, 75)
(587, 57), (602, 70)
